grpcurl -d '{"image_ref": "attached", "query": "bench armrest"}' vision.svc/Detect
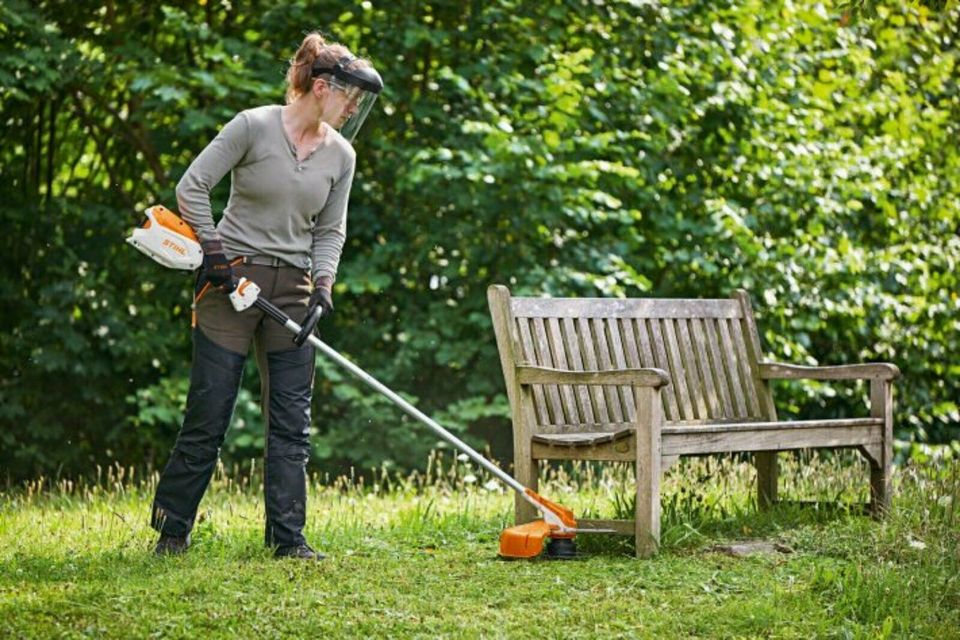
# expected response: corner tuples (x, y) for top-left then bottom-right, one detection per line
(759, 362), (900, 381)
(515, 365), (670, 388)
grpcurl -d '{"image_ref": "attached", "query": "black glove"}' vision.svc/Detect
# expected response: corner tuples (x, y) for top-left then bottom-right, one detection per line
(294, 277), (334, 346)
(309, 283), (334, 317)
(198, 240), (235, 292)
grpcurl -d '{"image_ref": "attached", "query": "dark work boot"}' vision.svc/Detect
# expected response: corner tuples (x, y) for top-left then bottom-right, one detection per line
(274, 543), (325, 560)
(150, 329), (247, 539)
(155, 533), (191, 556)
(259, 344), (315, 549)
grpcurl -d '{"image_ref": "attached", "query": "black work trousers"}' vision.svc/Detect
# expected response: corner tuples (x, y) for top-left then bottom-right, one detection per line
(150, 262), (316, 548)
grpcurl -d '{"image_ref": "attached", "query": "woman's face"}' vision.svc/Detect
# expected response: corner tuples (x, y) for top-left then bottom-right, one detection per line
(317, 81), (360, 128)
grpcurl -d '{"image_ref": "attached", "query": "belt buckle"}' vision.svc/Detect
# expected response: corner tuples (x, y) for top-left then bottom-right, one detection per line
(243, 255), (280, 267)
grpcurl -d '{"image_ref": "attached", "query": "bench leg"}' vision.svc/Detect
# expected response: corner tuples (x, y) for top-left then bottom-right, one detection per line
(755, 451), (779, 509)
(869, 456), (891, 517)
(514, 453), (538, 525)
(634, 454), (660, 558)
(868, 379), (894, 517)
(859, 444), (891, 517)
(634, 386), (662, 558)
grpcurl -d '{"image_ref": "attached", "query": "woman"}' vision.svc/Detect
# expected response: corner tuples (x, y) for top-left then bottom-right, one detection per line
(149, 33), (383, 560)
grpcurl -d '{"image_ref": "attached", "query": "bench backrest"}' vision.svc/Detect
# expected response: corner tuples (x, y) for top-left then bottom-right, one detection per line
(488, 286), (777, 431)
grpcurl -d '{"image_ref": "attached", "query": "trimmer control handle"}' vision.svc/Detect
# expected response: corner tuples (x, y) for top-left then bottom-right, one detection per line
(228, 278), (260, 311)
(294, 306), (323, 346)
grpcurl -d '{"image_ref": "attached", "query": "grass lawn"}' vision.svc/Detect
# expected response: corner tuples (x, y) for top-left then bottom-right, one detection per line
(1, 449), (958, 639)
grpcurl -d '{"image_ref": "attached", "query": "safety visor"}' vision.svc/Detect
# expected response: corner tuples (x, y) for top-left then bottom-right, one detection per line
(312, 55), (383, 143)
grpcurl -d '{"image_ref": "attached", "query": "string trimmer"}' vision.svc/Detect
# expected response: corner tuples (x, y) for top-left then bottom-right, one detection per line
(129, 205), (605, 559)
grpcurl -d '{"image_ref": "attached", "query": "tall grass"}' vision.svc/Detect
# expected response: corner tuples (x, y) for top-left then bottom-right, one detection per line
(3, 447), (957, 553)
(1, 447), (957, 637)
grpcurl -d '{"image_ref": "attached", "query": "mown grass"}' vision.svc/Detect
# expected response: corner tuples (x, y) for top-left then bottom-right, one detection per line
(1, 448), (958, 639)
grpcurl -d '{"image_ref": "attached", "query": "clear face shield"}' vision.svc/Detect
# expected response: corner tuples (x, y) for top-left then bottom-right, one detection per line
(312, 55), (383, 144)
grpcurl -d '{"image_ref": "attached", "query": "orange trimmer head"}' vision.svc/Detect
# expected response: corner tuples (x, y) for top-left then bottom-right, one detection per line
(499, 489), (580, 559)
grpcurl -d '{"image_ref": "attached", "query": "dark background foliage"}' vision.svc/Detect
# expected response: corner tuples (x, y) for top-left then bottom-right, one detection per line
(1, 0), (957, 483)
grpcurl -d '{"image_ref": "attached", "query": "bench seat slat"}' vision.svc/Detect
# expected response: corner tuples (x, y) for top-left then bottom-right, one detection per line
(532, 430), (633, 446)
(664, 419), (884, 455)
(663, 417), (883, 434)
(532, 418), (883, 449)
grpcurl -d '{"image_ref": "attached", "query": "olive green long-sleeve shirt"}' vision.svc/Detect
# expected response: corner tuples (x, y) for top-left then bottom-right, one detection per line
(176, 104), (356, 281)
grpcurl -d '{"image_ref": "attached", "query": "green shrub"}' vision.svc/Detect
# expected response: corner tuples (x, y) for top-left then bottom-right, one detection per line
(1, 0), (957, 481)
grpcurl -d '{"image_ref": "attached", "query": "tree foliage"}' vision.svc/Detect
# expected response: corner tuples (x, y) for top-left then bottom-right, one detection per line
(1, 0), (957, 482)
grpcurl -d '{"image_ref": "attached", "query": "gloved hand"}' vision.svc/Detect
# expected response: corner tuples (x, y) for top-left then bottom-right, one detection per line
(294, 276), (334, 346)
(197, 240), (235, 292)
(308, 277), (335, 317)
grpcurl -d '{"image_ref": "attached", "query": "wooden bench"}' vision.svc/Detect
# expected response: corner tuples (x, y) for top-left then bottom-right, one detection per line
(487, 285), (900, 557)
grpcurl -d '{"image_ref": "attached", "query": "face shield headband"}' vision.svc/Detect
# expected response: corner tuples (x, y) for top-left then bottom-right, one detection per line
(311, 54), (384, 143)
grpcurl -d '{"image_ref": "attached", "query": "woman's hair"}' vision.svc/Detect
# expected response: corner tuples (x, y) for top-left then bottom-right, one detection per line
(285, 32), (368, 104)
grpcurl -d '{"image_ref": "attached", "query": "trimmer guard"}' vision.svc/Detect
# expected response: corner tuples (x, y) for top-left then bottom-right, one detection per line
(499, 520), (552, 559)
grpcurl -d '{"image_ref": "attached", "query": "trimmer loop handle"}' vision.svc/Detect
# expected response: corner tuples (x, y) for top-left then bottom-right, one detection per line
(294, 306), (324, 347)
